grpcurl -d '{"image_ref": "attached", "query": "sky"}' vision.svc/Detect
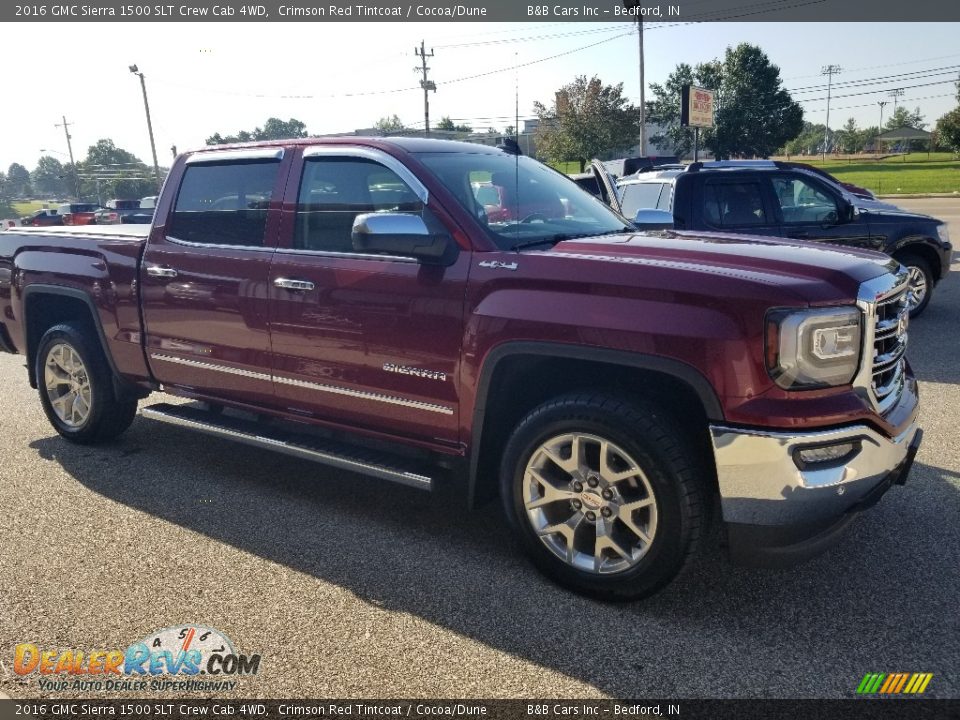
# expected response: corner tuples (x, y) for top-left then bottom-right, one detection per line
(3, 21), (959, 171)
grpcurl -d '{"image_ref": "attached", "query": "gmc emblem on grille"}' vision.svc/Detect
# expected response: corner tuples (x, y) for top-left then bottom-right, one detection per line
(897, 311), (909, 337)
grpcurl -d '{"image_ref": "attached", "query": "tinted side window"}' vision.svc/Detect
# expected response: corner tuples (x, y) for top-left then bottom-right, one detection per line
(170, 161), (279, 247)
(295, 157), (424, 253)
(773, 176), (839, 224)
(620, 183), (663, 219)
(702, 181), (768, 227)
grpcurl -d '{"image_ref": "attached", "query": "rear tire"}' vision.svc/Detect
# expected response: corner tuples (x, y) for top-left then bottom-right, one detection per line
(500, 393), (706, 601)
(36, 323), (138, 444)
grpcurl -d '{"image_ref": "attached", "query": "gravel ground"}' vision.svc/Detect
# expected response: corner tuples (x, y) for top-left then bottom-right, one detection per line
(0, 198), (957, 700)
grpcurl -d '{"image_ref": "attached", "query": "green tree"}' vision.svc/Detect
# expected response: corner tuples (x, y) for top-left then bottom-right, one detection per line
(6, 163), (32, 197)
(436, 116), (473, 133)
(834, 117), (862, 153)
(533, 75), (642, 172)
(0, 172), (15, 217)
(32, 156), (68, 197)
(652, 44), (802, 159)
(935, 107), (960, 156)
(504, 125), (516, 136)
(709, 44), (803, 159)
(781, 122), (827, 156)
(647, 61), (722, 157)
(207, 117), (308, 145)
(373, 115), (407, 134)
(78, 139), (156, 201)
(884, 106), (925, 130)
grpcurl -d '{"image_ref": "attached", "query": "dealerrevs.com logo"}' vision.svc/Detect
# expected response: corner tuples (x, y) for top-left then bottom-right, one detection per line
(13, 625), (261, 692)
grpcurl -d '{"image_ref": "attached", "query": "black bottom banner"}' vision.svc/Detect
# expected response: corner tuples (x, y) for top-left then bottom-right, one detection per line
(1, 700), (959, 720)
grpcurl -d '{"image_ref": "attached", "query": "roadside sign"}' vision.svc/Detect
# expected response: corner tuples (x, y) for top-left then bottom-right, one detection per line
(681, 85), (715, 128)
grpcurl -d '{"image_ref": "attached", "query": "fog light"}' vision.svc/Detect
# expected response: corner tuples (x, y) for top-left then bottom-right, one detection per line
(793, 440), (861, 470)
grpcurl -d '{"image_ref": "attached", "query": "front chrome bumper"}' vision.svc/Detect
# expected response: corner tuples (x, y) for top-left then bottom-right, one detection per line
(711, 419), (921, 527)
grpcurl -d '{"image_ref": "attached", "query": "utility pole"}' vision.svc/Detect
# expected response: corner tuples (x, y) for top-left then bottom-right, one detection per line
(637, 18), (646, 155)
(414, 41), (436, 136)
(821, 64), (841, 160)
(876, 101), (888, 156)
(54, 115), (80, 201)
(888, 88), (904, 115)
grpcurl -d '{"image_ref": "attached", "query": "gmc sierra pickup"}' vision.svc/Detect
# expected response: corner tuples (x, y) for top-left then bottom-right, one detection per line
(0, 138), (922, 600)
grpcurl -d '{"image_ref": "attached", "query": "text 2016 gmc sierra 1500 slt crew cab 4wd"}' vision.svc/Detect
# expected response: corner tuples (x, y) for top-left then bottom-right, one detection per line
(0, 138), (922, 599)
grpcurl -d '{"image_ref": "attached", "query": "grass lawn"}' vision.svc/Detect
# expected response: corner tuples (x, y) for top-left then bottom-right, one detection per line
(781, 154), (960, 195)
(548, 153), (960, 195)
(12, 200), (62, 216)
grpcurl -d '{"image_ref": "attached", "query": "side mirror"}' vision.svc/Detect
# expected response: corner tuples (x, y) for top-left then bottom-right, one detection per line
(352, 213), (457, 265)
(633, 209), (675, 231)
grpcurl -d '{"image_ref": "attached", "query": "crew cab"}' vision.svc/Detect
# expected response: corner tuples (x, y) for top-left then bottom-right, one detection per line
(596, 160), (951, 317)
(0, 138), (922, 600)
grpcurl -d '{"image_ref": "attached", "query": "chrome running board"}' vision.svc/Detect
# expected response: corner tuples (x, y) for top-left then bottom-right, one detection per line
(141, 403), (433, 491)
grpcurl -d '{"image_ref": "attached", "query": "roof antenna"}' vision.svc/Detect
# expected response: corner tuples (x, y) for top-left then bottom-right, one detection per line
(513, 51), (520, 250)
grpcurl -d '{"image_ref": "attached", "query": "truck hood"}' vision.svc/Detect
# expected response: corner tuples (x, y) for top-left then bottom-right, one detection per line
(544, 229), (898, 305)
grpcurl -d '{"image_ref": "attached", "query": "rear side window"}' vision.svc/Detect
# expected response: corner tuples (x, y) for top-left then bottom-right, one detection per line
(620, 183), (664, 219)
(295, 157), (424, 253)
(702, 181), (768, 227)
(170, 161), (280, 247)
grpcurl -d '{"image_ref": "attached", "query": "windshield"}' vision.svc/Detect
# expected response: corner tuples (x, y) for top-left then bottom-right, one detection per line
(415, 152), (632, 250)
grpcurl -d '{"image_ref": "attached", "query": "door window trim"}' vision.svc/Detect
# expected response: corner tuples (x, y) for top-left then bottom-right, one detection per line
(301, 146), (429, 205)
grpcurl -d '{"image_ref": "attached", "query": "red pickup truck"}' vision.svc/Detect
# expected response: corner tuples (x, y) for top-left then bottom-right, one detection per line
(0, 138), (922, 599)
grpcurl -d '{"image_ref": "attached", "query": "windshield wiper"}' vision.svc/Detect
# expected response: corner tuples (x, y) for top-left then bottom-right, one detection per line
(510, 228), (632, 251)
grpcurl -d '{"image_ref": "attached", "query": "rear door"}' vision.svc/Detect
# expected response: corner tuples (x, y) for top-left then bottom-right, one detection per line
(141, 147), (290, 408)
(590, 159), (623, 215)
(696, 175), (782, 237)
(267, 146), (468, 447)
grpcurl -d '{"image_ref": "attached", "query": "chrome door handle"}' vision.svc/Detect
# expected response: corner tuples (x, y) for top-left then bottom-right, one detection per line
(274, 278), (315, 291)
(146, 265), (178, 278)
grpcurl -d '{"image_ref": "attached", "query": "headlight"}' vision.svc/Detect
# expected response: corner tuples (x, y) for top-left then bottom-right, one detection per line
(766, 307), (862, 389)
(936, 223), (950, 245)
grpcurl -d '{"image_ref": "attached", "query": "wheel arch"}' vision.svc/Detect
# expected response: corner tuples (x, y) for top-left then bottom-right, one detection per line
(468, 342), (724, 508)
(891, 238), (945, 282)
(23, 285), (129, 396)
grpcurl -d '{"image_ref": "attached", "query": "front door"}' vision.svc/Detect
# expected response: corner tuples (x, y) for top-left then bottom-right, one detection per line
(268, 146), (469, 448)
(141, 149), (288, 408)
(770, 172), (880, 250)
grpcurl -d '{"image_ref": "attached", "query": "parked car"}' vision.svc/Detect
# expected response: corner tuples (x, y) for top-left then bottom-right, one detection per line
(595, 159), (951, 316)
(56, 203), (99, 226)
(122, 195), (157, 225)
(0, 138), (921, 600)
(20, 209), (62, 227)
(94, 208), (121, 225)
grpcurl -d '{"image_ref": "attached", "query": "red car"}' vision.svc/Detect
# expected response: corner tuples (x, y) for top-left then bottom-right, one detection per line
(57, 203), (99, 226)
(20, 209), (63, 227)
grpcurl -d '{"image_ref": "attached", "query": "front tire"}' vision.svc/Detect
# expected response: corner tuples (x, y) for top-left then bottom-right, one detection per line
(898, 254), (934, 318)
(36, 323), (138, 444)
(500, 393), (707, 601)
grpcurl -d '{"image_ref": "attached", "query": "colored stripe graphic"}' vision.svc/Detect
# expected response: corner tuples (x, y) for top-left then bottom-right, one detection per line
(857, 672), (933, 694)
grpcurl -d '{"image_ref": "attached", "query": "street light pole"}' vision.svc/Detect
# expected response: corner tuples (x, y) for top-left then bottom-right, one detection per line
(129, 64), (162, 193)
(637, 17), (646, 156)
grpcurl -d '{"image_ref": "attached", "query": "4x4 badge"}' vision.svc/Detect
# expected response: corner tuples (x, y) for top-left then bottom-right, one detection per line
(478, 260), (518, 271)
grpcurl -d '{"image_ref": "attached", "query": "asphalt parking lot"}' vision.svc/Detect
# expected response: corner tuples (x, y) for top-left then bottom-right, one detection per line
(0, 197), (957, 700)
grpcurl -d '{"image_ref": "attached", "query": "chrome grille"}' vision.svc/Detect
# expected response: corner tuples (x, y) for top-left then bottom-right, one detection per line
(858, 273), (909, 414)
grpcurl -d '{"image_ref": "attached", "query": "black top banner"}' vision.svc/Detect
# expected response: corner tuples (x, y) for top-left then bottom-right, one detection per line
(5, 0), (960, 22)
